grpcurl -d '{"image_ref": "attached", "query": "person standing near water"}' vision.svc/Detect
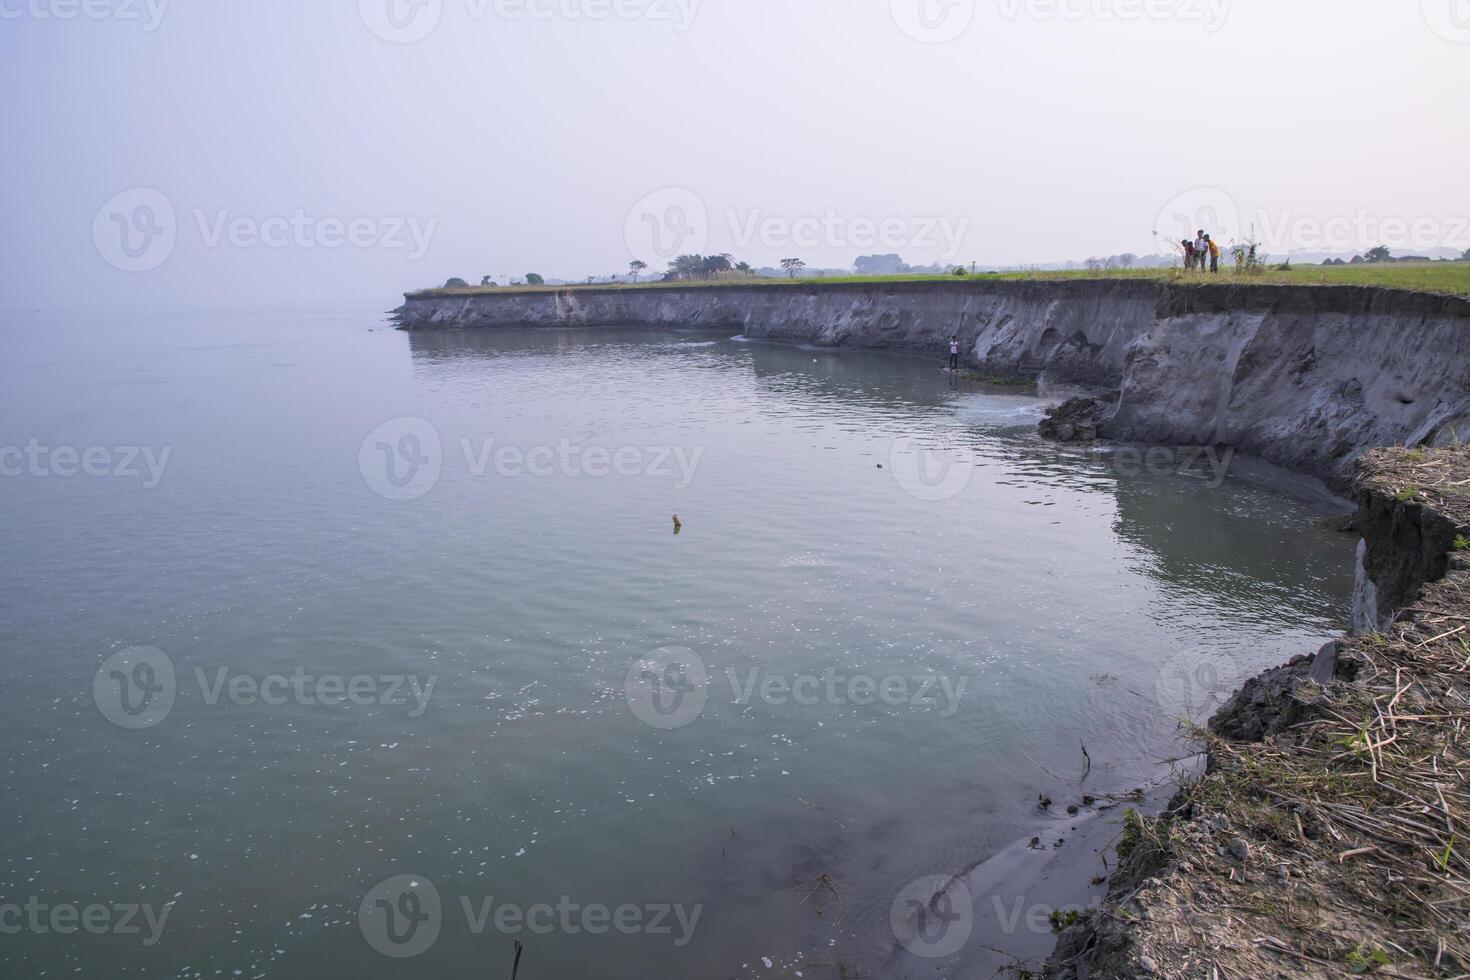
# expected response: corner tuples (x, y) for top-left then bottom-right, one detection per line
(948, 336), (960, 370)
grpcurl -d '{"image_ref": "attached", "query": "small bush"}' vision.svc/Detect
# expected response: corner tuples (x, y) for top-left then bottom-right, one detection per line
(1049, 908), (1082, 932)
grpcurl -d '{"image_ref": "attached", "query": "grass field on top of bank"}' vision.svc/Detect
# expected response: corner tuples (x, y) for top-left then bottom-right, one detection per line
(411, 262), (1470, 301)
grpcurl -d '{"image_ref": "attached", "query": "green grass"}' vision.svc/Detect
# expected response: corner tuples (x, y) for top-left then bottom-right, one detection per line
(409, 262), (1470, 301)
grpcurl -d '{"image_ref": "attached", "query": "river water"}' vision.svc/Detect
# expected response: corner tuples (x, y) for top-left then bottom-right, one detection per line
(0, 306), (1355, 978)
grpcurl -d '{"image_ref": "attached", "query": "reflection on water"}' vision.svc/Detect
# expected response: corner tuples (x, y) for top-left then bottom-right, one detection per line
(0, 315), (1355, 979)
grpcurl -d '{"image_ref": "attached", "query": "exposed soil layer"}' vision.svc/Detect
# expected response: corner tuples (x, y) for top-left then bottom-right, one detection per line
(396, 280), (1470, 489)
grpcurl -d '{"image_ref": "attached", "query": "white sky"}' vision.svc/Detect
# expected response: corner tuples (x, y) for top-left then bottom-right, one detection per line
(1, 0), (1466, 308)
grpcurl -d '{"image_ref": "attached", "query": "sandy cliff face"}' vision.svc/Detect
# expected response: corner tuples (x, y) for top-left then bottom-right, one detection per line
(396, 280), (1470, 485)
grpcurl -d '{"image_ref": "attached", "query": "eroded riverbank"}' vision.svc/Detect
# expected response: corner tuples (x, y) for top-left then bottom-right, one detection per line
(395, 279), (1470, 488)
(1047, 445), (1470, 979)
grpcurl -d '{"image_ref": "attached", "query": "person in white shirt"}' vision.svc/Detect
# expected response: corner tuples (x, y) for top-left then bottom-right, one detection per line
(948, 336), (960, 369)
(1194, 231), (1209, 271)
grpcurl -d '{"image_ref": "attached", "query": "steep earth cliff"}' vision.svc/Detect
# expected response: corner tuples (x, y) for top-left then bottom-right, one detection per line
(395, 281), (1470, 487)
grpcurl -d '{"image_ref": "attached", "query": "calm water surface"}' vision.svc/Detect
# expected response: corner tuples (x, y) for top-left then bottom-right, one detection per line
(0, 306), (1355, 978)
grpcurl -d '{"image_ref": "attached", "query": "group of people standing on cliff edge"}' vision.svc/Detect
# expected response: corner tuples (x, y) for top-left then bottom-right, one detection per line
(1183, 229), (1222, 273)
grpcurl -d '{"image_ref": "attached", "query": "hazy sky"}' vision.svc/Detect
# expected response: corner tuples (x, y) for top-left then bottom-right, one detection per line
(2, 0), (1466, 309)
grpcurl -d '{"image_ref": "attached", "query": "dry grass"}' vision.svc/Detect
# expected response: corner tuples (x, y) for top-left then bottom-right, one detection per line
(1187, 576), (1470, 976)
(1359, 445), (1470, 530)
(1054, 446), (1470, 979)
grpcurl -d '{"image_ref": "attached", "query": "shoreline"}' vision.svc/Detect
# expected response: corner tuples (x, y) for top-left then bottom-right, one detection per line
(1046, 445), (1470, 979)
(393, 277), (1470, 490)
(393, 281), (1469, 975)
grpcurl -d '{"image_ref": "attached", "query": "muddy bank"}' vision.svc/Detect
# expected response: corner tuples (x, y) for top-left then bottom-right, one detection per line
(1046, 445), (1470, 979)
(395, 280), (1470, 487)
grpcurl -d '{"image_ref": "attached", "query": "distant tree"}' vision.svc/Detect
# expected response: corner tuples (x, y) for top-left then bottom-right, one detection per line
(854, 253), (907, 275)
(1084, 257), (1102, 272)
(444, 277), (468, 288)
(525, 273), (545, 285)
(1364, 245), (1392, 264)
(951, 266), (967, 277)
(735, 261), (752, 275)
(1461, 248), (1470, 262)
(1118, 253), (1136, 269)
(629, 259), (648, 282)
(781, 258), (806, 279)
(480, 276), (495, 287)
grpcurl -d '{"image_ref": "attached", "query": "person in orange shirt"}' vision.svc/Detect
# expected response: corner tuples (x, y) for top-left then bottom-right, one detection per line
(1205, 234), (1222, 273)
